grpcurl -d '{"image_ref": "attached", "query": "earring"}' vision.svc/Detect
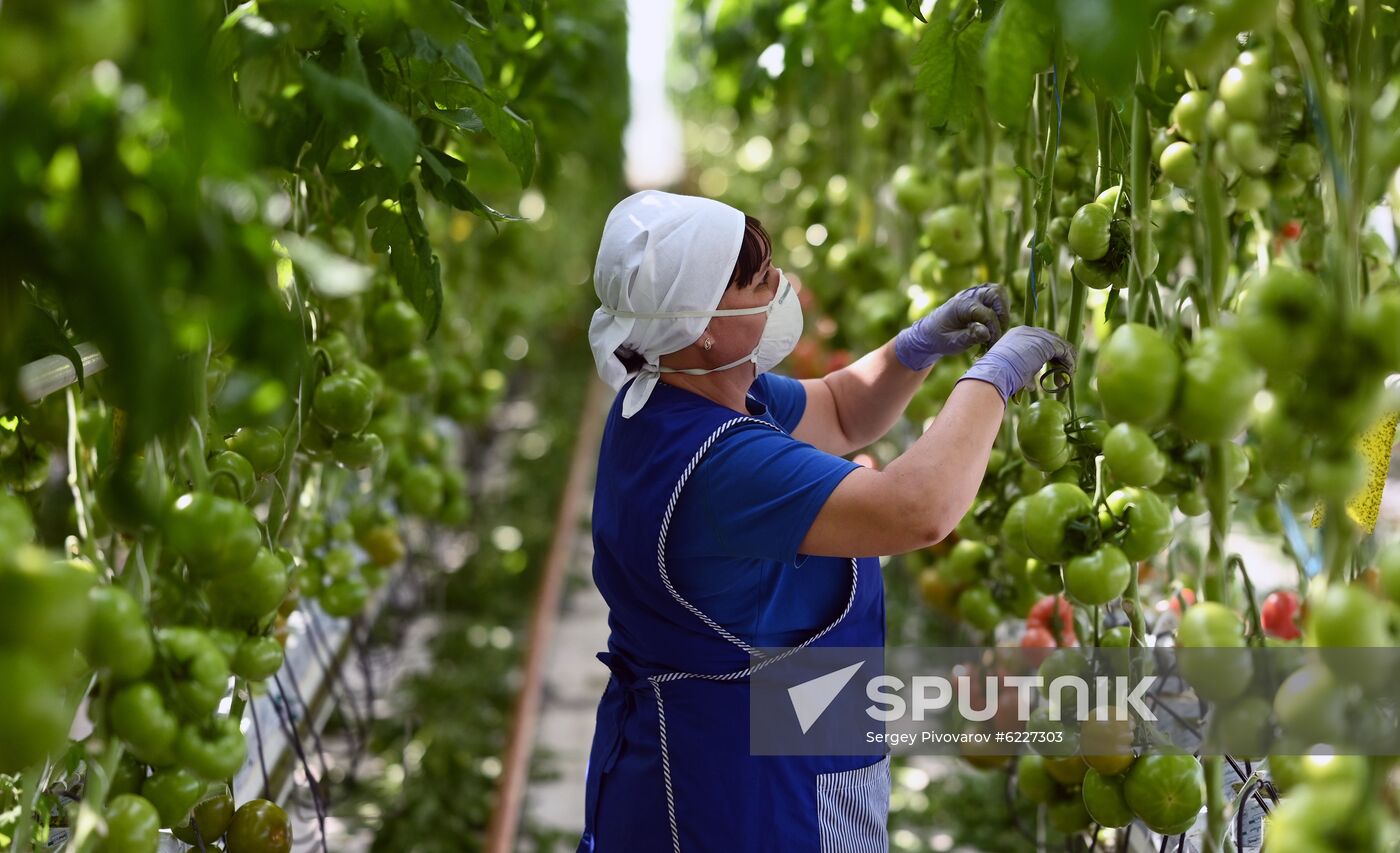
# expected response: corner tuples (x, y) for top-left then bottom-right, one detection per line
(703, 337), (714, 351)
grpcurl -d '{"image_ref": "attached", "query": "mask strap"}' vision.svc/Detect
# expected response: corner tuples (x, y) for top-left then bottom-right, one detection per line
(599, 303), (771, 319)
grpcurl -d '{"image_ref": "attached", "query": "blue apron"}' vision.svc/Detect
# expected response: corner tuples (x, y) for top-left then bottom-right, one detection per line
(578, 379), (888, 853)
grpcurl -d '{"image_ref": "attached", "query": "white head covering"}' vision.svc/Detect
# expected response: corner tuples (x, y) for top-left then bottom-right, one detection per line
(589, 190), (746, 418)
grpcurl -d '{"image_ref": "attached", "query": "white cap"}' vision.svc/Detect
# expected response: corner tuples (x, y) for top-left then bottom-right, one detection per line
(589, 190), (745, 417)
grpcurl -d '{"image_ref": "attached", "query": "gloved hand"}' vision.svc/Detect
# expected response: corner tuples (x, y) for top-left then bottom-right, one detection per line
(957, 326), (1077, 403)
(894, 284), (1012, 371)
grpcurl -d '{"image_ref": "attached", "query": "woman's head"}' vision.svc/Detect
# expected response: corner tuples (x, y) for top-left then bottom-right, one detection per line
(728, 216), (773, 290)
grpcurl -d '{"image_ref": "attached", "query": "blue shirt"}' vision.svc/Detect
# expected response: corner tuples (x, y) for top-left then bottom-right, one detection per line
(665, 373), (862, 648)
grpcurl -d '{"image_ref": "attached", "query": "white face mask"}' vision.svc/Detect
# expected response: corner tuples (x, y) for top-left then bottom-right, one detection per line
(615, 270), (802, 378)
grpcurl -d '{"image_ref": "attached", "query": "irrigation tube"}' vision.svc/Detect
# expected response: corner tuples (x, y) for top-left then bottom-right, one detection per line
(17, 342), (106, 403)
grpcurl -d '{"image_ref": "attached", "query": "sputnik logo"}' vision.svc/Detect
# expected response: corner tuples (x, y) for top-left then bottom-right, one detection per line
(787, 661), (863, 734)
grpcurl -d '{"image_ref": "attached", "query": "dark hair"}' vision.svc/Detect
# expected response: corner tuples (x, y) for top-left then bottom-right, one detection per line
(729, 215), (773, 289)
(613, 213), (772, 374)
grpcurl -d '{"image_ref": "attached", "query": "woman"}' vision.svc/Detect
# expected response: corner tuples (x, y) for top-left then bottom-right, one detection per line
(580, 190), (1074, 852)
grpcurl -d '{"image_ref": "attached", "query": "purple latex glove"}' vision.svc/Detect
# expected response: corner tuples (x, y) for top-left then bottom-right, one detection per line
(957, 326), (1077, 403)
(894, 284), (1012, 371)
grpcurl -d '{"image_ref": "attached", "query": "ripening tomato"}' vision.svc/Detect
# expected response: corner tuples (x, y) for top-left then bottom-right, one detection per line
(1261, 590), (1301, 640)
(226, 799), (292, 853)
(1027, 595), (1077, 646)
(172, 788), (235, 845)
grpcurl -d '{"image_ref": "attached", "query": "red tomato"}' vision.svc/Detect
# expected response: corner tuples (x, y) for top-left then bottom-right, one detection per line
(1261, 590), (1301, 640)
(1020, 625), (1058, 667)
(825, 349), (853, 373)
(1164, 587), (1196, 616)
(1027, 595), (1077, 646)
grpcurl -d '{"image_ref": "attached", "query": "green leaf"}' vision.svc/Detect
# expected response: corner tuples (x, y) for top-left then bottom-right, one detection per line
(418, 148), (522, 228)
(982, 0), (1054, 130)
(906, 0), (927, 23)
(459, 87), (536, 187)
(279, 233), (374, 299)
(913, 1), (987, 132)
(302, 61), (421, 181)
(429, 107), (485, 134)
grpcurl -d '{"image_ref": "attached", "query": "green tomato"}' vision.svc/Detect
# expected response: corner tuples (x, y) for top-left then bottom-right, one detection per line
(399, 463), (445, 516)
(1378, 543), (1400, 606)
(1017, 399), (1072, 472)
(313, 373), (374, 435)
(1227, 122), (1279, 175)
(1063, 545), (1131, 606)
(1238, 266), (1329, 373)
(1025, 558), (1063, 595)
(166, 493), (262, 580)
(208, 451), (256, 503)
(1219, 65), (1270, 122)
(1096, 323), (1180, 427)
(318, 329), (355, 369)
(175, 716), (247, 781)
(207, 548), (289, 627)
(1047, 797), (1092, 834)
(340, 360), (385, 406)
(1273, 662), (1348, 744)
(1016, 754), (1056, 804)
(1000, 498), (1033, 559)
(384, 348), (436, 395)
(942, 539), (993, 586)
(1103, 487), (1173, 562)
(332, 432), (384, 470)
(1159, 141), (1198, 186)
(0, 546), (95, 657)
(172, 788), (235, 844)
(86, 585), (154, 682)
(109, 682), (178, 765)
(225, 426), (285, 477)
(371, 300), (424, 357)
(0, 650), (70, 773)
(227, 799), (293, 853)
(1073, 258), (1123, 290)
(320, 577), (370, 618)
(1286, 142), (1321, 181)
(232, 636), (285, 682)
(1023, 483), (1095, 564)
(1102, 423), (1166, 487)
(157, 628), (231, 718)
(1171, 90), (1210, 143)
(98, 794), (160, 853)
(1096, 184), (1124, 212)
(1124, 754), (1205, 836)
(1174, 328), (1264, 442)
(1177, 601), (1252, 702)
(956, 585), (1002, 632)
(1234, 177), (1271, 211)
(1068, 202), (1112, 260)
(924, 205), (982, 265)
(142, 768), (203, 828)
(1100, 625), (1132, 648)
(1082, 768), (1134, 828)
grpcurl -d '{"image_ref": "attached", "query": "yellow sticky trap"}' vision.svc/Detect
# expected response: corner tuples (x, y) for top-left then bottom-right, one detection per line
(1312, 411), (1399, 534)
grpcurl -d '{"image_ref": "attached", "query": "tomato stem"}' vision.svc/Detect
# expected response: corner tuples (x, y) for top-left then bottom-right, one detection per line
(1127, 60), (1153, 325)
